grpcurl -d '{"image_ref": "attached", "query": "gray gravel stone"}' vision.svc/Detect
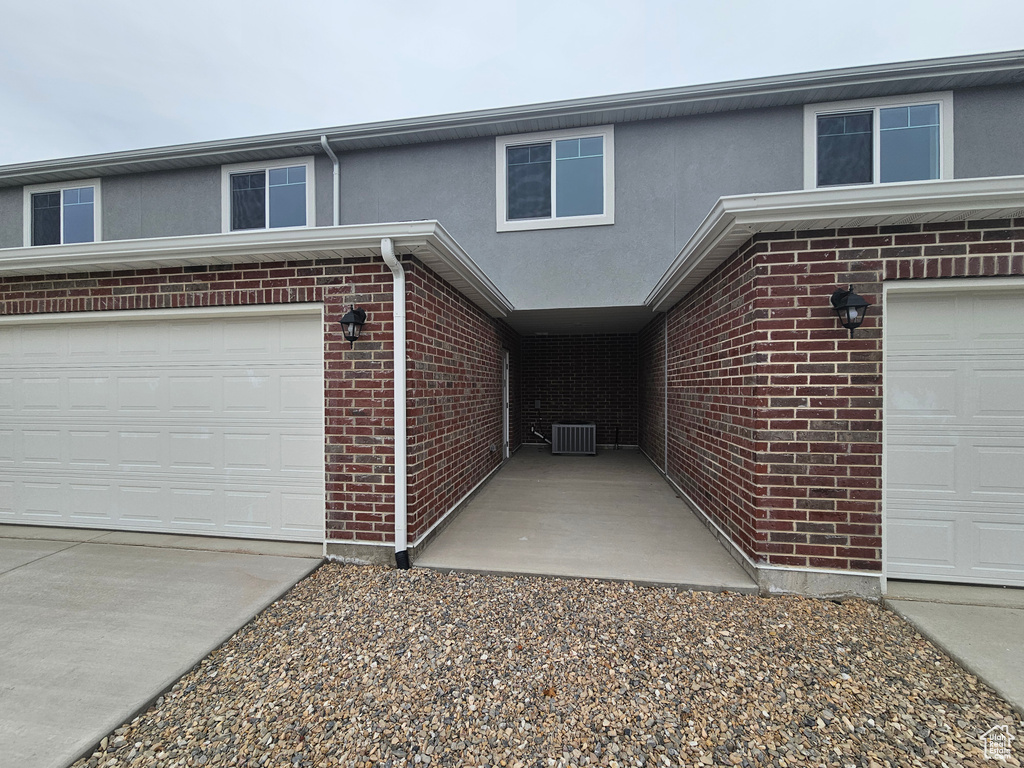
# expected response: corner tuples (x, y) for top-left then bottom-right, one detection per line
(73, 565), (1019, 767)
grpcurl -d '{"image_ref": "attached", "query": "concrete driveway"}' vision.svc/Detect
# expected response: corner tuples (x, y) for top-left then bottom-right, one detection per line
(0, 526), (321, 768)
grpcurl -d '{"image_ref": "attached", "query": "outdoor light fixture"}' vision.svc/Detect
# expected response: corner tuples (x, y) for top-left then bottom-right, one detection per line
(830, 286), (871, 337)
(339, 305), (366, 347)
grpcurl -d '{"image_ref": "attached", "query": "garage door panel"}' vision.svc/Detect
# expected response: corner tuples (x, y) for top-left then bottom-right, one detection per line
(169, 432), (218, 470)
(975, 370), (1024, 421)
(887, 368), (957, 417)
(23, 378), (61, 411)
(118, 324), (163, 356)
(69, 483), (116, 522)
(887, 286), (1024, 586)
(119, 430), (163, 468)
(223, 376), (272, 412)
(22, 482), (62, 518)
(23, 430), (62, 466)
(69, 376), (112, 410)
(0, 378), (12, 412)
(971, 294), (1024, 343)
(223, 320), (269, 355)
(886, 443), (958, 493)
(0, 480), (12, 516)
(22, 325), (63, 357)
(0, 429), (13, 463)
(0, 310), (325, 542)
(974, 445), (1024, 496)
(68, 429), (113, 467)
(225, 490), (274, 530)
(170, 375), (218, 412)
(68, 323), (109, 356)
(885, 293), (957, 345)
(224, 433), (273, 470)
(169, 487), (218, 527)
(281, 434), (322, 473)
(281, 375), (322, 413)
(887, 515), (957, 568)
(170, 321), (220, 354)
(119, 376), (163, 411)
(972, 522), (1024, 575)
(281, 316), (323, 352)
(280, 492), (324, 535)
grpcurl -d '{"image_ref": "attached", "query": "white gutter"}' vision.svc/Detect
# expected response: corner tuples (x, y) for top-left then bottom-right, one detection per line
(0, 221), (513, 318)
(320, 136), (340, 227)
(646, 175), (1024, 312)
(380, 237), (409, 568)
(4, 50), (1024, 187)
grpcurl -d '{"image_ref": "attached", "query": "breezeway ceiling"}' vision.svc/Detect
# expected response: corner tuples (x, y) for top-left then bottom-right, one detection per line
(504, 306), (656, 336)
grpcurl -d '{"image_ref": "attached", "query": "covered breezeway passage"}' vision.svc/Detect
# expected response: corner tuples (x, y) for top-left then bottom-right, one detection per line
(415, 447), (756, 592)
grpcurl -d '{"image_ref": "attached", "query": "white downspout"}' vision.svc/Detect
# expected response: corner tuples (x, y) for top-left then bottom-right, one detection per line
(380, 237), (409, 568)
(320, 135), (340, 226)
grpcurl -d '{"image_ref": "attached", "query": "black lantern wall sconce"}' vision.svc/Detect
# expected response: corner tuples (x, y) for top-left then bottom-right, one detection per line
(830, 286), (871, 337)
(339, 305), (366, 347)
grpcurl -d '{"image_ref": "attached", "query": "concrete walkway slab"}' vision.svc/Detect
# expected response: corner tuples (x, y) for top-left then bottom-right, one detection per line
(417, 447), (756, 592)
(0, 527), (321, 768)
(886, 580), (1024, 716)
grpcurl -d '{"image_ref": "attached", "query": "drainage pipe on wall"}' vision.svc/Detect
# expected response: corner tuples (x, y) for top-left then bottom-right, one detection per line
(320, 135), (340, 226)
(380, 237), (410, 568)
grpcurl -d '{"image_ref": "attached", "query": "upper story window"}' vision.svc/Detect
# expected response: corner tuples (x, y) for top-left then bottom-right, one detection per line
(220, 157), (314, 232)
(23, 179), (101, 246)
(803, 92), (953, 188)
(496, 126), (614, 232)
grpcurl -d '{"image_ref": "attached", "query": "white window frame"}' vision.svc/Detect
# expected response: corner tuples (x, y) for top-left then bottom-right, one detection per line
(220, 156), (315, 233)
(22, 178), (102, 246)
(803, 92), (954, 190)
(495, 125), (615, 232)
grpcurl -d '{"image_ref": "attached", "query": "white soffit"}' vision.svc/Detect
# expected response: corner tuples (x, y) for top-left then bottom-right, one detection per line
(646, 176), (1024, 313)
(0, 221), (514, 319)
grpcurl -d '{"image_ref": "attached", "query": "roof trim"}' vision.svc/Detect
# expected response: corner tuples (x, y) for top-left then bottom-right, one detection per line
(646, 176), (1024, 312)
(0, 221), (514, 318)
(2, 49), (1023, 186)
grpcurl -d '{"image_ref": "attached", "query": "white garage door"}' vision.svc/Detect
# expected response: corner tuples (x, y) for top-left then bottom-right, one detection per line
(885, 284), (1024, 586)
(0, 308), (324, 542)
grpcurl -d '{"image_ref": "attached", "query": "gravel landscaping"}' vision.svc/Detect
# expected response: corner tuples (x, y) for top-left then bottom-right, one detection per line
(75, 564), (1018, 768)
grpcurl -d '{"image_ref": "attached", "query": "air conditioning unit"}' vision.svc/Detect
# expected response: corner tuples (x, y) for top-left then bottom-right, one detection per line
(551, 422), (597, 455)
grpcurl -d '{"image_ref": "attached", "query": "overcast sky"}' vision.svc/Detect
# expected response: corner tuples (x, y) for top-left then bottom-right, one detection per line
(1, 0), (1022, 166)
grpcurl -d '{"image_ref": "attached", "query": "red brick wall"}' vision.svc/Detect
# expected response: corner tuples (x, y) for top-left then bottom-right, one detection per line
(521, 334), (638, 446)
(638, 314), (666, 467)
(405, 259), (520, 541)
(0, 253), (518, 549)
(657, 243), (764, 558)
(646, 218), (1024, 573)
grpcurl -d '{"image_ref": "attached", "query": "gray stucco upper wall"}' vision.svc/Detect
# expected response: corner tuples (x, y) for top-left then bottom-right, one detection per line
(314, 155), (333, 227)
(954, 85), (1024, 178)
(103, 167), (220, 240)
(339, 105), (803, 309)
(5, 81), (1021, 311)
(0, 188), (22, 248)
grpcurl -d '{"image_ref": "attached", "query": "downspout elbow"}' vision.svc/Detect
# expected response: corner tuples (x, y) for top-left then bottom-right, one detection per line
(320, 135), (340, 227)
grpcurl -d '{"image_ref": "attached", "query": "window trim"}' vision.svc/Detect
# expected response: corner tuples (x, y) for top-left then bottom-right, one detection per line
(220, 156), (315, 233)
(495, 125), (615, 232)
(803, 92), (954, 189)
(22, 178), (102, 246)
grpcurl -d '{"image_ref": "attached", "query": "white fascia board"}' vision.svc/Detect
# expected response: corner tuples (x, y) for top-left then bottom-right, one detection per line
(0, 221), (514, 318)
(646, 176), (1024, 312)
